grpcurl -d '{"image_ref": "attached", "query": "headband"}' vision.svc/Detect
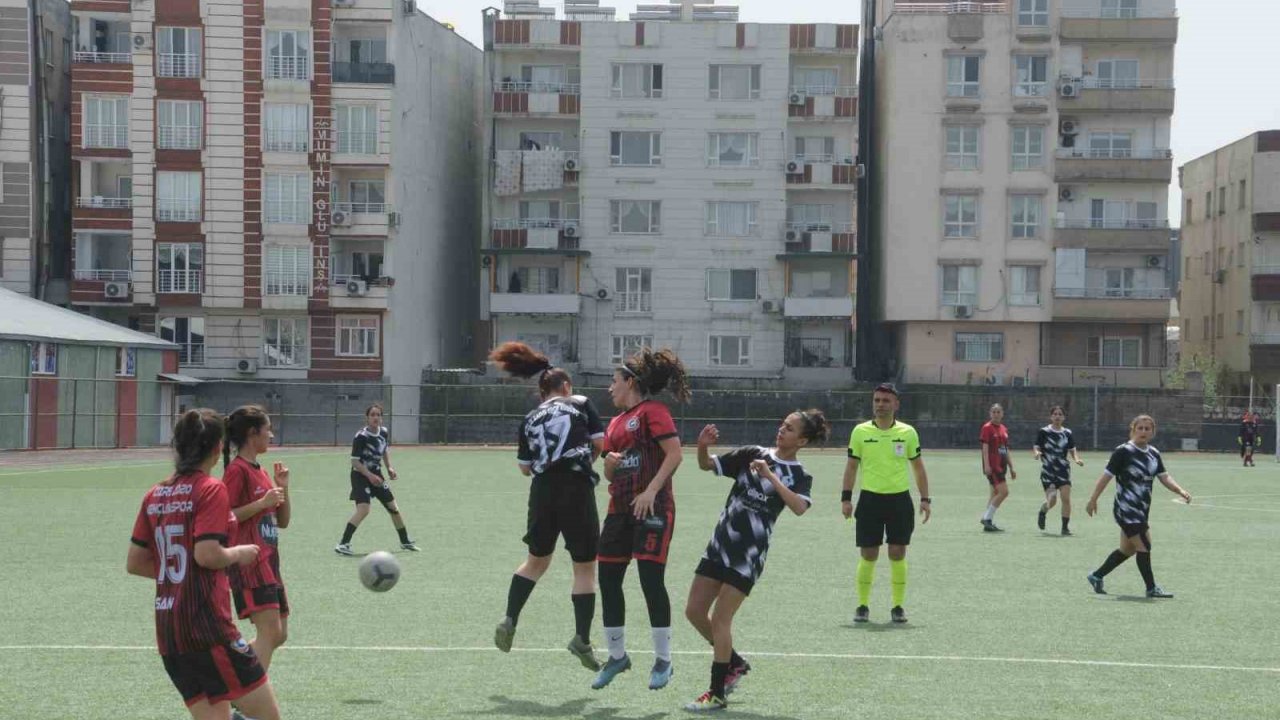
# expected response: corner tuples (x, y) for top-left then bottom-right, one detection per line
(618, 364), (638, 380)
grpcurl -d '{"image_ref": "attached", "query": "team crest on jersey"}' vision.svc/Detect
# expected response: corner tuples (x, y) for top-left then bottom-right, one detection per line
(894, 442), (905, 457)
(626, 417), (641, 431)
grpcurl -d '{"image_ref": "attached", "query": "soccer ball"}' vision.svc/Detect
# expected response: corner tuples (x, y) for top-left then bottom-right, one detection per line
(358, 551), (401, 592)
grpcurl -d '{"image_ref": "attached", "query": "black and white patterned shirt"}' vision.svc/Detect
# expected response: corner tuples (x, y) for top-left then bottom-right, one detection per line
(1104, 442), (1167, 526)
(351, 426), (390, 476)
(703, 446), (813, 584)
(516, 395), (604, 480)
(1035, 425), (1076, 484)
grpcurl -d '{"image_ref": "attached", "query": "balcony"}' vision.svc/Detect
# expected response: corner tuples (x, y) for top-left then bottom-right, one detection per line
(333, 62), (395, 85)
(158, 126), (202, 151)
(492, 150), (580, 192)
(330, 275), (391, 310)
(82, 125), (129, 151)
(1060, 8), (1178, 43)
(74, 50), (131, 64)
(1252, 333), (1280, 346)
(788, 85), (858, 120)
(789, 23), (858, 53)
(1054, 218), (1170, 251)
(332, 203), (394, 236)
(780, 222), (856, 257)
(784, 296), (854, 318)
(1063, 78), (1176, 114)
(785, 159), (858, 189)
(1054, 148), (1173, 183)
(492, 18), (584, 49)
(71, 233), (132, 304)
(335, 131), (383, 160)
(264, 128), (310, 154)
(266, 56), (310, 81)
(157, 269), (203, 295)
(157, 53), (201, 79)
(1052, 286), (1171, 321)
(331, 0), (396, 21)
(489, 292), (581, 315)
(75, 196), (131, 210)
(493, 81), (581, 116)
(490, 219), (584, 254)
(1252, 266), (1280, 302)
(156, 202), (201, 224)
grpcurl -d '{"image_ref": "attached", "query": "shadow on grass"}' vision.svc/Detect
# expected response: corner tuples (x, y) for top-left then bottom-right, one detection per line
(341, 698), (384, 706)
(470, 695), (804, 720)
(839, 623), (922, 632)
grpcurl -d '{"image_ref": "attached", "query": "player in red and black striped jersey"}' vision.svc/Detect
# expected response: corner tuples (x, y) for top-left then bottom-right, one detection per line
(222, 405), (290, 671)
(127, 409), (281, 720)
(593, 348), (691, 692)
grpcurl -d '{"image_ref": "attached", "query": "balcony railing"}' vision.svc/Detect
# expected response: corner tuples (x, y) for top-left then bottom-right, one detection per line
(1056, 218), (1170, 230)
(492, 218), (574, 230)
(1053, 287), (1172, 300)
(157, 53), (201, 78)
(76, 197), (132, 209)
(156, 202), (201, 223)
(785, 221), (855, 233)
(158, 126), (202, 150)
(895, 2), (1006, 14)
(83, 125), (129, 149)
(332, 274), (392, 287)
(333, 62), (396, 84)
(942, 292), (979, 306)
(264, 273), (311, 296)
(73, 269), (131, 281)
(266, 56), (310, 80)
(1252, 333), (1280, 346)
(789, 84), (859, 97)
(1080, 77), (1175, 90)
(616, 292), (653, 314)
(157, 269), (203, 294)
(1060, 7), (1177, 18)
(1056, 148), (1172, 160)
(333, 202), (389, 215)
(495, 80), (581, 95)
(178, 344), (206, 366)
(264, 129), (309, 153)
(74, 50), (130, 64)
(1253, 264), (1280, 275)
(336, 131), (379, 155)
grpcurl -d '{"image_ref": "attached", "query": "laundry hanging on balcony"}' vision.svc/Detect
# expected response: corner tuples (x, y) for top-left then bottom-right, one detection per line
(522, 149), (565, 193)
(495, 150), (523, 196)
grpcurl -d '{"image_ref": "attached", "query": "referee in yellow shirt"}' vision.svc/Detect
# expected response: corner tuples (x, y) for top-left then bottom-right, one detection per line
(841, 383), (932, 624)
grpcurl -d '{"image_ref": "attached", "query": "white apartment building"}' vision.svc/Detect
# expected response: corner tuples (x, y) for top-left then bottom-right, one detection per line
(874, 0), (1177, 387)
(480, 0), (860, 382)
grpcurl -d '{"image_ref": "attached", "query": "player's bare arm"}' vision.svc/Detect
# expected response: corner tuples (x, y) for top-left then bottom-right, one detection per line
(1158, 473), (1191, 503)
(1085, 474), (1113, 516)
(274, 461), (292, 528)
(751, 459), (808, 516)
(126, 543), (154, 578)
(193, 539), (259, 570)
(696, 424), (719, 471)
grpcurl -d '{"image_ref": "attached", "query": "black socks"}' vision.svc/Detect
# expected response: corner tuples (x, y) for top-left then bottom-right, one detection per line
(572, 593), (595, 641)
(710, 662), (730, 700)
(340, 523), (357, 545)
(1094, 550), (1130, 578)
(1135, 552), (1156, 590)
(505, 575), (537, 625)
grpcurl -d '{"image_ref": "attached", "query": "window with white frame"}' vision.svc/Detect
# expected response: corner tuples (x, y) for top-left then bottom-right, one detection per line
(1087, 131), (1133, 158)
(1097, 337), (1141, 367)
(1095, 59), (1139, 89)
(610, 200), (661, 234)
(115, 347), (136, 377)
(610, 131), (661, 166)
(83, 95), (129, 149)
(709, 64), (761, 100)
(519, 131), (563, 150)
(788, 203), (835, 231)
(707, 133), (759, 167)
(264, 245), (311, 296)
(946, 55), (980, 98)
(1010, 195), (1042, 238)
(156, 171), (201, 222)
(266, 30), (310, 80)
(794, 136), (836, 163)
(345, 37), (387, 65)
(335, 246), (384, 283)
(944, 194), (978, 238)
(955, 332), (1004, 362)
(519, 199), (561, 223)
(156, 243), (203, 294)
(157, 100), (202, 150)
(512, 266), (560, 294)
(709, 335), (751, 367)
(30, 342), (56, 375)
(790, 269), (835, 298)
(945, 125), (980, 170)
(706, 269), (757, 301)
(611, 335), (654, 364)
(159, 317), (205, 365)
(265, 173), (309, 224)
(941, 265), (978, 306)
(612, 63), (663, 98)
(705, 202), (758, 237)
(337, 316), (379, 357)
(1011, 126), (1044, 170)
(264, 103), (309, 153)
(1016, 0), (1049, 26)
(346, 180), (386, 213)
(520, 64), (569, 90)
(1009, 265), (1041, 306)
(1101, 0), (1139, 18)
(1104, 267), (1136, 297)
(157, 27), (201, 78)
(792, 67), (838, 95)
(263, 317), (308, 367)
(1014, 55), (1048, 97)
(616, 267), (652, 313)
(335, 105), (377, 154)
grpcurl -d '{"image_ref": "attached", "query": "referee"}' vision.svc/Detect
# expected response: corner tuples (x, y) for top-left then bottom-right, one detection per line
(841, 383), (931, 624)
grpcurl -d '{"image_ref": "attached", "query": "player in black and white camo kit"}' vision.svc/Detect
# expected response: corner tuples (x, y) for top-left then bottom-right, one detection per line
(1085, 414), (1191, 599)
(1033, 406), (1084, 535)
(334, 403), (418, 555)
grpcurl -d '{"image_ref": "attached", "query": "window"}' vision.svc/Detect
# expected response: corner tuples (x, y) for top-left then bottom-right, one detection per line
(610, 131), (661, 166)
(1096, 59), (1139, 89)
(1218, 187), (1227, 215)
(793, 67), (839, 94)
(265, 173), (309, 224)
(157, 243), (203, 293)
(264, 103), (309, 153)
(1202, 316), (1210, 339)
(42, 28), (52, 65)
(612, 63), (663, 98)
(946, 55), (980, 98)
(794, 136), (836, 163)
(1239, 242), (1246, 268)
(1009, 265), (1041, 306)
(1216, 312), (1225, 339)
(83, 95), (129, 149)
(157, 100), (202, 150)
(705, 202), (758, 237)
(609, 335), (654, 364)
(709, 64), (761, 100)
(335, 105), (377, 154)
(610, 200), (661, 234)
(1240, 179), (1248, 210)
(156, 171), (201, 222)
(512, 266), (559, 294)
(62, 38), (70, 67)
(1011, 126), (1044, 170)
(1090, 199), (1157, 229)
(1185, 198), (1193, 223)
(1014, 55), (1048, 97)
(1203, 251), (1210, 275)
(1017, 0), (1049, 26)
(115, 347), (136, 377)
(335, 246), (385, 283)
(788, 204), (835, 231)
(346, 37), (387, 64)
(955, 333), (1004, 362)
(1204, 191), (1212, 219)
(791, 269), (835, 297)
(616, 267), (652, 313)
(1088, 131), (1133, 158)
(159, 317), (205, 365)
(1097, 337), (1141, 367)
(337, 316), (379, 357)
(942, 265), (978, 306)
(707, 133), (759, 167)
(263, 317), (308, 367)
(157, 27), (201, 77)
(346, 180), (386, 213)
(944, 194), (978, 238)
(266, 30), (310, 80)
(30, 342), (57, 375)
(1103, 267), (1136, 298)
(1102, 0), (1139, 19)
(519, 131), (563, 150)
(519, 199), (561, 223)
(264, 246), (310, 296)
(945, 126), (980, 170)
(1237, 310), (1246, 335)
(709, 335), (751, 367)
(706, 269), (757, 301)
(1182, 320), (1189, 342)
(1011, 195), (1042, 238)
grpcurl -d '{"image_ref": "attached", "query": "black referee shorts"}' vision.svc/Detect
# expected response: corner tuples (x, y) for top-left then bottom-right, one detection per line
(524, 472), (600, 563)
(854, 490), (915, 548)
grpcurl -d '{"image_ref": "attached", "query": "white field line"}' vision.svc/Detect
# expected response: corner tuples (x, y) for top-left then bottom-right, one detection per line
(1170, 498), (1280, 514)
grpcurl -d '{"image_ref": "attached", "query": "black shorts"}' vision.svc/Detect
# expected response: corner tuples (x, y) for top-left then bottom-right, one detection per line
(695, 558), (754, 596)
(854, 490), (915, 548)
(162, 639), (267, 707)
(233, 583), (290, 620)
(1241, 443), (1255, 457)
(1120, 522), (1151, 546)
(524, 473), (600, 563)
(1041, 473), (1071, 490)
(987, 471), (1007, 486)
(350, 471), (395, 504)
(598, 509), (675, 565)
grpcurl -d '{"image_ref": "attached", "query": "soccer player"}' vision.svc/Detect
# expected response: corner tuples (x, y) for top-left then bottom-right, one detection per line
(127, 409), (282, 720)
(593, 348), (691, 691)
(489, 342), (606, 671)
(1085, 414), (1192, 598)
(682, 411), (828, 713)
(222, 405), (290, 671)
(841, 383), (932, 624)
(1239, 411), (1259, 467)
(1034, 406), (1084, 536)
(335, 403), (418, 555)
(979, 404), (1016, 532)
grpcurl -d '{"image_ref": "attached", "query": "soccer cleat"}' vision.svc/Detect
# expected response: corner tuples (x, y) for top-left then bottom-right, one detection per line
(231, 710), (247, 720)
(649, 658), (674, 690)
(401, 541), (420, 552)
(1061, 528), (1073, 537)
(724, 659), (751, 695)
(853, 605), (870, 623)
(1037, 507), (1047, 531)
(1086, 573), (1106, 595)
(567, 635), (601, 671)
(494, 617), (516, 653)
(684, 690), (728, 713)
(591, 653), (632, 689)
(1146, 585), (1174, 599)
(982, 519), (1004, 533)
(334, 543), (354, 556)
(890, 606), (908, 624)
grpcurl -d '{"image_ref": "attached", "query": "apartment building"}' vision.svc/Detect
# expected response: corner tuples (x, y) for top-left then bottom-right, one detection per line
(68, 0), (481, 419)
(0, 0), (72, 300)
(1178, 131), (1280, 391)
(873, 0), (1177, 387)
(480, 0), (859, 383)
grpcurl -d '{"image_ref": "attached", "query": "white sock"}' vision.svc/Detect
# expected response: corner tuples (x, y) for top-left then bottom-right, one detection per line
(604, 626), (626, 660)
(983, 504), (997, 522)
(651, 626), (672, 662)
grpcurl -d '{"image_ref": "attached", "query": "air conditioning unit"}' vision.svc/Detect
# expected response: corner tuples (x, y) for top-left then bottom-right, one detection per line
(346, 278), (369, 296)
(332, 209), (351, 226)
(784, 229), (799, 242)
(563, 156), (580, 172)
(1059, 81), (1079, 98)
(954, 305), (973, 319)
(595, 287), (612, 301)
(1059, 187), (1075, 202)
(1059, 119), (1079, 136)
(236, 359), (258, 374)
(762, 300), (780, 313)
(388, 211), (401, 228)
(132, 33), (150, 50)
(562, 221), (581, 238)
(1147, 255), (1165, 268)
(785, 160), (802, 174)
(103, 281), (129, 299)
(789, 92), (806, 106)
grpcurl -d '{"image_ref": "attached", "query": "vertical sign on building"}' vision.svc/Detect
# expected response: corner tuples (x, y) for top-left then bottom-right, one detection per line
(312, 117), (331, 297)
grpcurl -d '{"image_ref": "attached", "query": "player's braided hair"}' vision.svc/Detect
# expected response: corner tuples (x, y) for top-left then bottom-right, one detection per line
(223, 405), (270, 468)
(796, 408), (832, 444)
(621, 348), (691, 403)
(489, 341), (572, 398)
(172, 408), (226, 476)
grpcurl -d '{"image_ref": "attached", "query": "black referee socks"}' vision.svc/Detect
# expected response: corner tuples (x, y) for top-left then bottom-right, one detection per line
(572, 593), (595, 642)
(506, 575), (537, 626)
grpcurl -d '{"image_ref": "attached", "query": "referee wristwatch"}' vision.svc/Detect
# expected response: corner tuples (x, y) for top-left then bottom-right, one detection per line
(920, 497), (932, 504)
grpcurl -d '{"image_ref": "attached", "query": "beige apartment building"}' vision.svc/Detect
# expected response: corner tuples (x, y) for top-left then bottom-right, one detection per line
(1178, 130), (1280, 391)
(873, 0), (1177, 387)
